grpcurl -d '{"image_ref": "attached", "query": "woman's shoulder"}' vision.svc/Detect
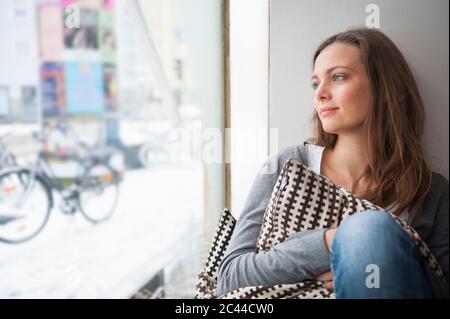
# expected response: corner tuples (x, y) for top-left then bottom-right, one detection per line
(273, 142), (309, 165)
(415, 171), (449, 227)
(259, 144), (306, 176)
(274, 139), (323, 161)
(277, 144), (305, 162)
(261, 140), (325, 175)
(431, 172), (449, 189)
(427, 172), (449, 203)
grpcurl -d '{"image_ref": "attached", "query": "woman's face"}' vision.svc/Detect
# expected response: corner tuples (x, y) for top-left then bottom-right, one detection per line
(312, 42), (372, 135)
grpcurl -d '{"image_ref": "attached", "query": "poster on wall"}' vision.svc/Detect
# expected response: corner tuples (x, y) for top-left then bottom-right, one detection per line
(98, 11), (116, 63)
(103, 0), (115, 11)
(41, 62), (66, 117)
(39, 5), (64, 61)
(103, 64), (118, 112)
(65, 62), (105, 114)
(61, 0), (102, 9)
(64, 9), (98, 50)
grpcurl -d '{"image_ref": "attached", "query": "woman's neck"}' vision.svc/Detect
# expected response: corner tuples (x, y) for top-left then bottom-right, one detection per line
(324, 134), (370, 184)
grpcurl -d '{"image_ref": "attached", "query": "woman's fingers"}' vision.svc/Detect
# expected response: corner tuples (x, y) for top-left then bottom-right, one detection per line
(324, 281), (334, 291)
(315, 270), (333, 281)
(315, 271), (334, 291)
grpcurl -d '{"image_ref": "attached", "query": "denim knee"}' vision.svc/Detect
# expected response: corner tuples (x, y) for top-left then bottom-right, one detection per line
(330, 210), (436, 298)
(330, 210), (417, 265)
(332, 210), (400, 249)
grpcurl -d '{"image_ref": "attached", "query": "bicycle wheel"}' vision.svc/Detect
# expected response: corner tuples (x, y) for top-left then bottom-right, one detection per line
(77, 162), (119, 223)
(0, 169), (52, 243)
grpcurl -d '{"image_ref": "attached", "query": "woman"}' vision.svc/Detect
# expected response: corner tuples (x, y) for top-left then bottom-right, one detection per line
(217, 28), (449, 298)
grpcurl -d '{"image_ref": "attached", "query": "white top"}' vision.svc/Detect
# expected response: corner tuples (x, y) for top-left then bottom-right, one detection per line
(304, 142), (325, 175)
(304, 142), (410, 223)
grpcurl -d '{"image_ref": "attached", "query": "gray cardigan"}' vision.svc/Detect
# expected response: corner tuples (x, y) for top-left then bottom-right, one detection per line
(217, 144), (449, 296)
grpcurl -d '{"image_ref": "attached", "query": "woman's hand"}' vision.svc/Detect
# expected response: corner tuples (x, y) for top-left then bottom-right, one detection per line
(315, 271), (334, 290)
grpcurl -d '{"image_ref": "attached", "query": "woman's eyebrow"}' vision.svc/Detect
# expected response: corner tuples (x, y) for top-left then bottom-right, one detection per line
(311, 65), (353, 80)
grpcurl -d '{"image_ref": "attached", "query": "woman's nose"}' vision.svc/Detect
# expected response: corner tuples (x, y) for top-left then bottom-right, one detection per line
(315, 83), (331, 102)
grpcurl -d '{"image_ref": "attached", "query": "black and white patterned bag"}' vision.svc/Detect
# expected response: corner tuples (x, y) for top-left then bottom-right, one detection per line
(195, 158), (447, 299)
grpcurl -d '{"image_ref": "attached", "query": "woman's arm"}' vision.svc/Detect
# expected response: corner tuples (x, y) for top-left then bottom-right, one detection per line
(422, 173), (449, 284)
(216, 146), (331, 295)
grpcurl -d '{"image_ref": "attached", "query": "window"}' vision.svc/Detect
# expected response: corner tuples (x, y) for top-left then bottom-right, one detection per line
(0, 0), (224, 299)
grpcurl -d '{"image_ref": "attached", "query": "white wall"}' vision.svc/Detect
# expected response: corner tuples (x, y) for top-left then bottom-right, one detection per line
(270, 0), (449, 179)
(229, 0), (270, 218)
(0, 0), (39, 126)
(0, 0), (39, 88)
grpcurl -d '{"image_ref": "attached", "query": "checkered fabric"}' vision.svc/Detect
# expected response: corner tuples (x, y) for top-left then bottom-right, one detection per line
(195, 158), (447, 299)
(196, 208), (236, 299)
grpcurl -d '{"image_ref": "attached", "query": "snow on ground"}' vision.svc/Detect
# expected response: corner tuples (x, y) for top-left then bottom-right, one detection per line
(0, 164), (204, 299)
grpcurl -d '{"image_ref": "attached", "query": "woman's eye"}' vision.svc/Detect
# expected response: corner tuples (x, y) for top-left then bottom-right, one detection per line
(311, 83), (319, 90)
(332, 73), (345, 81)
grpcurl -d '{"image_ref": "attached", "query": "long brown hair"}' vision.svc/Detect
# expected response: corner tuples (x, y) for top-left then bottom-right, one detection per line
(312, 27), (432, 221)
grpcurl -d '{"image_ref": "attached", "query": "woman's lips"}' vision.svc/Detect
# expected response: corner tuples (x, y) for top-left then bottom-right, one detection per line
(320, 107), (339, 116)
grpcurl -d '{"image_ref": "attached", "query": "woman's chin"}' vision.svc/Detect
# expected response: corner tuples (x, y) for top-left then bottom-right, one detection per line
(322, 125), (340, 134)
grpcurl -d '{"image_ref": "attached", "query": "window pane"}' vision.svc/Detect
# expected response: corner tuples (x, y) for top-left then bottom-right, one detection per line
(0, 0), (223, 299)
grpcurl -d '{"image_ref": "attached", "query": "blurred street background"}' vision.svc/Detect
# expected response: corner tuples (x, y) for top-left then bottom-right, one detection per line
(0, 0), (223, 298)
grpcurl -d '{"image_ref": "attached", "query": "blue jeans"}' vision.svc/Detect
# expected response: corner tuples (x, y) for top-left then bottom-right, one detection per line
(330, 210), (446, 299)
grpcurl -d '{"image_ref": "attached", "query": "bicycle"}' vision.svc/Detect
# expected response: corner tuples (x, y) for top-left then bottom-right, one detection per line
(0, 132), (123, 244)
